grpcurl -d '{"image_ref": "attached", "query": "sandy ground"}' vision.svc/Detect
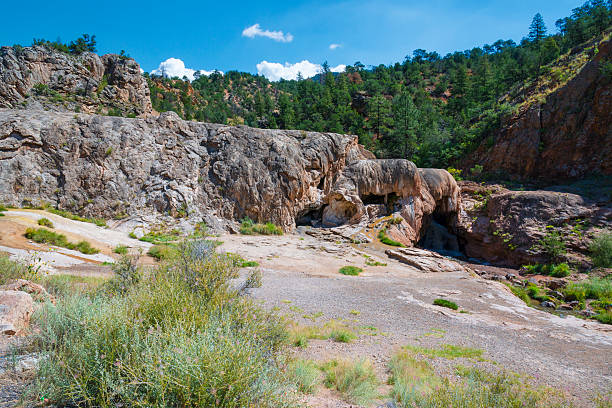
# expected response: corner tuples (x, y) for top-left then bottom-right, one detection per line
(220, 232), (612, 407)
(0, 211), (611, 407)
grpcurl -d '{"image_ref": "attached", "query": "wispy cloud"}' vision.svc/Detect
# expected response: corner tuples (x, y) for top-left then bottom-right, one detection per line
(256, 60), (346, 81)
(242, 23), (294, 42)
(329, 43), (342, 50)
(151, 58), (220, 81)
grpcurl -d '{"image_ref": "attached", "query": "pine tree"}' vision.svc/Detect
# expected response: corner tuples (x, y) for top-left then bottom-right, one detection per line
(528, 13), (547, 42)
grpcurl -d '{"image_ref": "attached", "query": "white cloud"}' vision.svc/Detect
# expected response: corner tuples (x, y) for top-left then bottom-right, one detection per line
(256, 60), (346, 81)
(242, 24), (293, 43)
(151, 58), (220, 81)
(331, 64), (346, 73)
(329, 43), (341, 50)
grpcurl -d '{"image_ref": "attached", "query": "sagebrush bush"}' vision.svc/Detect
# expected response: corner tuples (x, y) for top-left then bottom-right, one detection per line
(564, 278), (612, 302)
(28, 239), (293, 407)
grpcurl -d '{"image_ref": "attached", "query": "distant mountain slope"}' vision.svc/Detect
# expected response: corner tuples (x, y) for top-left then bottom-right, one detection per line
(462, 31), (611, 180)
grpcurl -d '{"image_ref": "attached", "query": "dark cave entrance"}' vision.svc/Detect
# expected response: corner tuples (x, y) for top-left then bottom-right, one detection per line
(296, 206), (325, 227)
(418, 210), (464, 259)
(361, 192), (399, 216)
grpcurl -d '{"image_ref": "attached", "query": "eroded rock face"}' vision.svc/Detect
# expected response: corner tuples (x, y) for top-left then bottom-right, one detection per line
(0, 45), (151, 117)
(0, 109), (460, 244)
(455, 181), (612, 268)
(464, 39), (612, 180)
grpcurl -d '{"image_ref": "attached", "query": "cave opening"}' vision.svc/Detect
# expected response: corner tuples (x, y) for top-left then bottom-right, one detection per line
(418, 210), (465, 259)
(360, 192), (399, 216)
(296, 206), (325, 227)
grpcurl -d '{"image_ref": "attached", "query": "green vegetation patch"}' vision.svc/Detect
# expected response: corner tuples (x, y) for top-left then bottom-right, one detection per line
(26, 240), (294, 407)
(287, 359), (322, 394)
(24, 228), (99, 255)
(378, 228), (405, 247)
(147, 244), (177, 261)
(113, 245), (128, 255)
(240, 217), (283, 235)
(433, 298), (458, 310)
(45, 207), (106, 227)
(522, 263), (571, 278)
(403, 344), (483, 360)
(37, 217), (54, 228)
(339, 266), (363, 276)
(590, 231), (612, 268)
(321, 359), (379, 406)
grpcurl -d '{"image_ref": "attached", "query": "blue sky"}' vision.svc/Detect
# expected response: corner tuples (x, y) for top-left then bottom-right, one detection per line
(0, 0), (584, 80)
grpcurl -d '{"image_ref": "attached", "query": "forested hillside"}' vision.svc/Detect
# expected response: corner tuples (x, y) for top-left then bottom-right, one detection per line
(148, 0), (611, 170)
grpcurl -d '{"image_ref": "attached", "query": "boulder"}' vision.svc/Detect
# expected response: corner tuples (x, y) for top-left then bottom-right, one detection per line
(0, 290), (34, 335)
(0, 279), (55, 303)
(455, 181), (611, 267)
(385, 247), (466, 273)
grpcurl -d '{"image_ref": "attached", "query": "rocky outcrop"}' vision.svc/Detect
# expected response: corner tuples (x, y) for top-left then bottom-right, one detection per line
(0, 45), (151, 117)
(463, 37), (612, 180)
(455, 181), (612, 268)
(0, 290), (33, 335)
(0, 109), (460, 242)
(385, 247), (466, 273)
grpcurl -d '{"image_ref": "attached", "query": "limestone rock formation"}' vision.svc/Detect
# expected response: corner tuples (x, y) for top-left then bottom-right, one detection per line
(0, 45), (151, 117)
(385, 247), (466, 273)
(455, 181), (612, 268)
(0, 290), (34, 335)
(463, 38), (612, 180)
(0, 109), (460, 244)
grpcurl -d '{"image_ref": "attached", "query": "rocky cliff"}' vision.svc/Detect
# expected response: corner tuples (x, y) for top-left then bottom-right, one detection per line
(0, 109), (459, 243)
(0, 45), (151, 117)
(463, 35), (612, 180)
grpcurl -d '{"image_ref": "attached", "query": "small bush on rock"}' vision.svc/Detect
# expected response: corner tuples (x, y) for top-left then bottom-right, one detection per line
(433, 298), (458, 310)
(37, 217), (54, 228)
(339, 266), (362, 276)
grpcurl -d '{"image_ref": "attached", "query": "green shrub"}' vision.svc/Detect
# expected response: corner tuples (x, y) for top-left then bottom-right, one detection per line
(37, 217), (54, 228)
(378, 228), (405, 247)
(322, 359), (379, 406)
(433, 298), (458, 310)
(24, 227), (99, 254)
(147, 244), (177, 261)
(139, 230), (181, 244)
(539, 229), (566, 261)
(550, 263), (571, 278)
(288, 359), (321, 394)
(590, 231), (612, 268)
(564, 278), (612, 302)
(339, 266), (362, 276)
(241, 260), (259, 267)
(507, 284), (531, 305)
(28, 240), (292, 407)
(240, 217), (283, 235)
(403, 344), (483, 359)
(329, 329), (356, 343)
(113, 245), (128, 255)
(595, 310), (612, 325)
